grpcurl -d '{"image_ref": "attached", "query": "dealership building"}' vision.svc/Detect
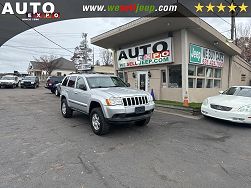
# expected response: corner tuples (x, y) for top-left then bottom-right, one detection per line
(91, 12), (251, 102)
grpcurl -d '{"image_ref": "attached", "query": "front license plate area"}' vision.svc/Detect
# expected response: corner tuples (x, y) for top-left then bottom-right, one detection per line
(135, 106), (145, 114)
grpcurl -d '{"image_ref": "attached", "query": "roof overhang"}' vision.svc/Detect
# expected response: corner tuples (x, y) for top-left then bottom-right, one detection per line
(91, 5), (241, 56)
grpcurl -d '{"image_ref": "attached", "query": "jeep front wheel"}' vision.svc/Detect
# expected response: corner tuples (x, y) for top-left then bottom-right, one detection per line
(135, 117), (151, 126)
(90, 108), (110, 135)
(61, 99), (73, 118)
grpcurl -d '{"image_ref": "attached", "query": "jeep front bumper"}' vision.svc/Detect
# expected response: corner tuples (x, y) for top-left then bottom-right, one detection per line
(103, 102), (155, 122)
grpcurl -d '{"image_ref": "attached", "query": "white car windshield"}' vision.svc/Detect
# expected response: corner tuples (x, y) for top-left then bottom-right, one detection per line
(1, 76), (14, 80)
(86, 76), (128, 89)
(223, 87), (251, 97)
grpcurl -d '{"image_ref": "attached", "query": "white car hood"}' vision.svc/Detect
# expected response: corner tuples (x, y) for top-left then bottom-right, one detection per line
(208, 95), (251, 108)
(0, 80), (14, 83)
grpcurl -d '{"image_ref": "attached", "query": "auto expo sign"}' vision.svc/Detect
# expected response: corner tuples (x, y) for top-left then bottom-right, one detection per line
(189, 44), (224, 68)
(117, 38), (173, 69)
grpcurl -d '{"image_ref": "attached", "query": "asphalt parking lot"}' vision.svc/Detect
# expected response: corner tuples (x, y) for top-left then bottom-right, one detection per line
(0, 87), (251, 188)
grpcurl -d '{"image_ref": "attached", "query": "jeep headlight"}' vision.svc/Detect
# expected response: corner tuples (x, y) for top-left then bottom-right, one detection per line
(21, 81), (24, 83)
(106, 97), (123, 106)
(202, 99), (208, 106)
(147, 95), (153, 102)
(238, 105), (251, 113)
(31, 82), (35, 84)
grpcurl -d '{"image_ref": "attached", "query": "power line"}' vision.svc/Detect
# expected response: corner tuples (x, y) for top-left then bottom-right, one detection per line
(0, 46), (72, 57)
(0, 2), (74, 54)
(2, 44), (75, 50)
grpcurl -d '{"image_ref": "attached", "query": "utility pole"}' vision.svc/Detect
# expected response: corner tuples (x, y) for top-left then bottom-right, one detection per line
(93, 47), (95, 65)
(231, 0), (236, 42)
(231, 8), (235, 41)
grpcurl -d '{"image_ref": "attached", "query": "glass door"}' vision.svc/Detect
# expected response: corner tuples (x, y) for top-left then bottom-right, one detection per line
(137, 71), (148, 91)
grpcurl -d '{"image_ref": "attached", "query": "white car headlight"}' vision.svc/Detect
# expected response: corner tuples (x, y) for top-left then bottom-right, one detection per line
(21, 81), (24, 83)
(31, 82), (35, 84)
(106, 97), (123, 106)
(202, 99), (208, 106)
(238, 105), (251, 113)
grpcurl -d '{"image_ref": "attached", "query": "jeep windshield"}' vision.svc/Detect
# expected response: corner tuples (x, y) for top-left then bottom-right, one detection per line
(1, 76), (14, 80)
(23, 77), (35, 81)
(86, 76), (128, 89)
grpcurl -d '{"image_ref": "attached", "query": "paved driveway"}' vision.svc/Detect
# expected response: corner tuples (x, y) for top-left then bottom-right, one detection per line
(0, 87), (251, 188)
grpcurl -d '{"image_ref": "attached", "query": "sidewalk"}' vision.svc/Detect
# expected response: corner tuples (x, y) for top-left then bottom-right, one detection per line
(155, 103), (201, 116)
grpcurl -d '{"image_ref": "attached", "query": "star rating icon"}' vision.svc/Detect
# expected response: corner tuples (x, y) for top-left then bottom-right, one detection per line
(194, 2), (248, 13)
(228, 3), (237, 12)
(195, 2), (203, 12)
(239, 3), (248, 12)
(217, 3), (226, 12)
(206, 2), (215, 12)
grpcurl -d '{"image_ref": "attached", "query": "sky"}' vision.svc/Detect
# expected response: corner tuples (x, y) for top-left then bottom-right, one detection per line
(0, 17), (250, 73)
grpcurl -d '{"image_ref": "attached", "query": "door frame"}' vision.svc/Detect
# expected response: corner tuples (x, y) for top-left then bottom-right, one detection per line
(137, 71), (148, 91)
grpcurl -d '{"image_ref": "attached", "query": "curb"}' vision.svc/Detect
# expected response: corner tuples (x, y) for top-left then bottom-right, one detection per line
(155, 104), (201, 116)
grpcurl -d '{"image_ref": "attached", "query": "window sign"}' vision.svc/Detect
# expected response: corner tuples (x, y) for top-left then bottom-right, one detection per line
(117, 38), (173, 69)
(189, 44), (224, 68)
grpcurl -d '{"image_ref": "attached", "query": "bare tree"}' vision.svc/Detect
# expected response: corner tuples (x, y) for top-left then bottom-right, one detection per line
(33, 55), (58, 75)
(236, 23), (251, 62)
(99, 49), (113, 66)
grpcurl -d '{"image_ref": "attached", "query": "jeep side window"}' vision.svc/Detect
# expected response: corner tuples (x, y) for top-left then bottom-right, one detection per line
(67, 76), (77, 88)
(62, 76), (69, 86)
(76, 77), (86, 89)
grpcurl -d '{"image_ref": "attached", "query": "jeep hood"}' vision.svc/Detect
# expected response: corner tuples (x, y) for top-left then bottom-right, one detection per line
(91, 87), (150, 97)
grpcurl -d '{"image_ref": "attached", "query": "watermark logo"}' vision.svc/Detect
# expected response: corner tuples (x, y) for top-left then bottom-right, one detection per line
(1, 2), (60, 21)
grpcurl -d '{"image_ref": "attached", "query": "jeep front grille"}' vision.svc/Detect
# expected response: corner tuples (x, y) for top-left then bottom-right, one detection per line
(123, 96), (148, 106)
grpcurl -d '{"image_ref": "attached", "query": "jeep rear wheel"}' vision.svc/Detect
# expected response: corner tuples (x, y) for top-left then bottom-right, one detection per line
(90, 108), (110, 135)
(61, 98), (73, 118)
(135, 117), (151, 127)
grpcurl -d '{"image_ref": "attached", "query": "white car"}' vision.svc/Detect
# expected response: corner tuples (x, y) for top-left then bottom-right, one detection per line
(201, 86), (251, 124)
(0, 75), (19, 88)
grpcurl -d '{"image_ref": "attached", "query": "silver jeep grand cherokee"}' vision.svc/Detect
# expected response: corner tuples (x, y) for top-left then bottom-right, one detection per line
(60, 74), (155, 135)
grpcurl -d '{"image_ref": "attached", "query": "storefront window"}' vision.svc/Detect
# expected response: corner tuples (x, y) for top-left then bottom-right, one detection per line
(197, 67), (205, 76)
(118, 71), (128, 82)
(214, 80), (221, 88)
(196, 78), (204, 88)
(206, 68), (213, 77)
(188, 78), (195, 88)
(188, 65), (222, 88)
(161, 70), (166, 84)
(188, 65), (196, 76)
(214, 69), (221, 78)
(168, 65), (182, 88)
(205, 79), (213, 88)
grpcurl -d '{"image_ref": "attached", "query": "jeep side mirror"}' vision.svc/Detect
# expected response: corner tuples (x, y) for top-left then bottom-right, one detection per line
(79, 84), (87, 91)
(219, 90), (224, 94)
(126, 83), (130, 87)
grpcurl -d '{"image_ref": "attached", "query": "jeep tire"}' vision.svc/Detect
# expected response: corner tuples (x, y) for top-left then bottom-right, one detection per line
(90, 108), (110, 135)
(135, 117), (151, 126)
(61, 98), (73, 118)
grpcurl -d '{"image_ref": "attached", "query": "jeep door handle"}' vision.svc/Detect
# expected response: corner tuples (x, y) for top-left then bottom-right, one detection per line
(74, 91), (78, 94)
(65, 89), (69, 92)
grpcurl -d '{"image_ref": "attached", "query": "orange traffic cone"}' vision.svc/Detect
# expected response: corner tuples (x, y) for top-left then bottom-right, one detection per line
(183, 92), (189, 107)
